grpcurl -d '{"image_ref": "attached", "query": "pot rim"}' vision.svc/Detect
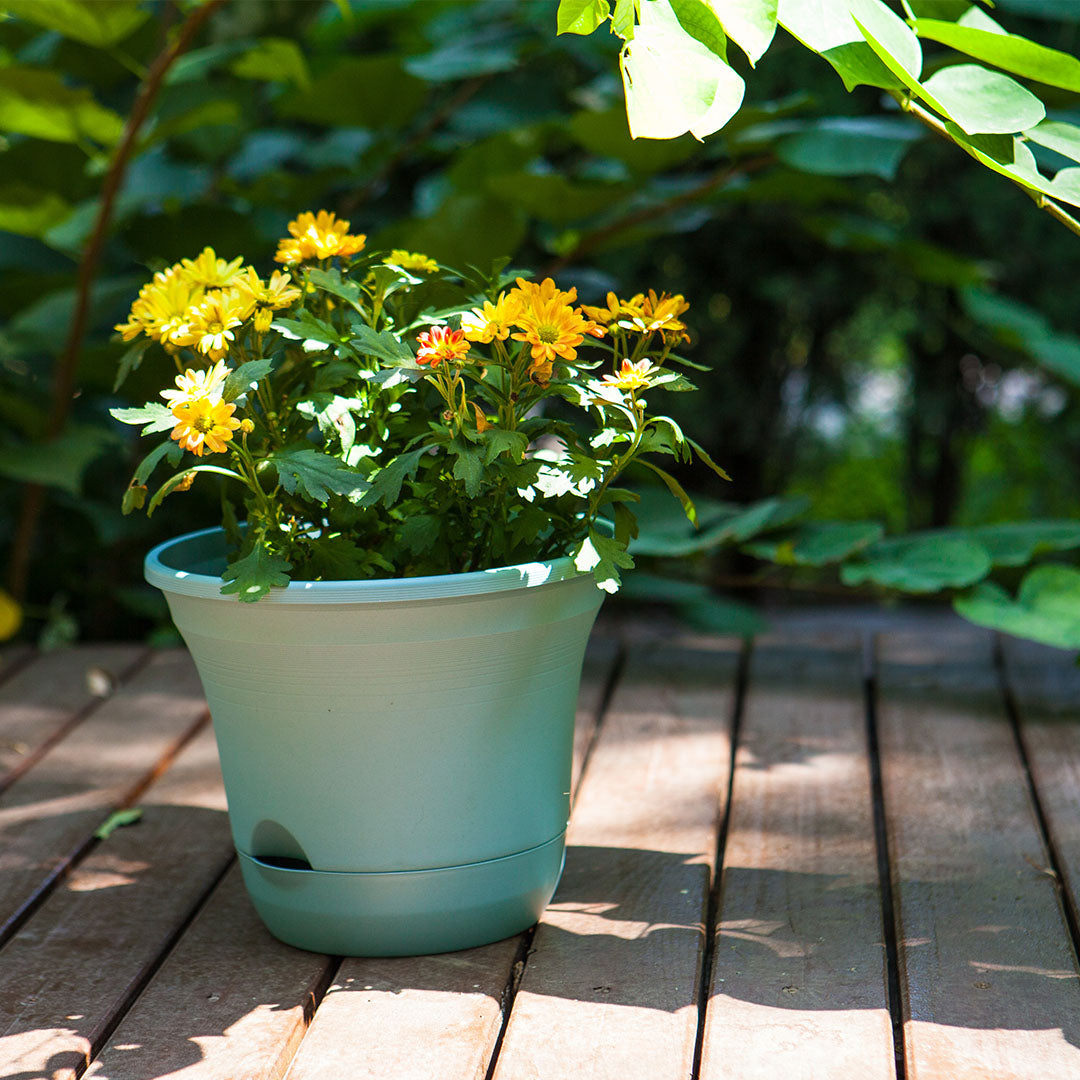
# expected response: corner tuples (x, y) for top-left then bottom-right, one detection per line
(145, 525), (593, 604)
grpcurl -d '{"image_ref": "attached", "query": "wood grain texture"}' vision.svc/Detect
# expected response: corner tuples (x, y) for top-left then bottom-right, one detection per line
(877, 628), (1080, 1080)
(1000, 636), (1080, 944)
(701, 632), (894, 1080)
(0, 645), (147, 788)
(282, 638), (622, 1080)
(0, 723), (233, 1080)
(85, 865), (333, 1080)
(0, 650), (207, 938)
(490, 639), (739, 1080)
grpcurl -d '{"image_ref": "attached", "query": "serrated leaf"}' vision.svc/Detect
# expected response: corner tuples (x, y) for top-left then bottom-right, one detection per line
(303, 535), (368, 579)
(270, 449), (369, 503)
(574, 528), (635, 592)
(306, 266), (363, 309)
(452, 443), (484, 498)
(955, 565), (1080, 649)
(272, 311), (342, 348)
(360, 446), (430, 508)
(110, 402), (176, 435)
(840, 535), (991, 593)
(221, 545), (292, 602)
(399, 514), (441, 556)
(347, 323), (416, 365)
(481, 427), (529, 465)
(557, 0), (611, 35)
(223, 359), (273, 402)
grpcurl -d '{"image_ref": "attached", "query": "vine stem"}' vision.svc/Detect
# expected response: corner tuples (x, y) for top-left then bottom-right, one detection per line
(896, 93), (1080, 241)
(7, 0), (225, 602)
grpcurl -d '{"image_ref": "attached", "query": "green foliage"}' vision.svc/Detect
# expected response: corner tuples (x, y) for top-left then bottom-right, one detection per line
(956, 565), (1080, 648)
(220, 543), (292, 603)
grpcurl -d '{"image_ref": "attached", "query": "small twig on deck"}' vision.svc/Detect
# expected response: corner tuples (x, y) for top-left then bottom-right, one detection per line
(7, 0), (225, 602)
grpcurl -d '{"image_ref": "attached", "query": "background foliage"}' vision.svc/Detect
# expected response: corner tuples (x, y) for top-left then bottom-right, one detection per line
(2, 0), (1080, 647)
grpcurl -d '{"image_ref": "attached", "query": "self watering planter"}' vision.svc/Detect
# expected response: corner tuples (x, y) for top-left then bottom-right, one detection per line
(146, 526), (604, 956)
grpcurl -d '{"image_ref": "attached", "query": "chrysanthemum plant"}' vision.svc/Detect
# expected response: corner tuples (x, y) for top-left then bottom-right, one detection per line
(112, 210), (728, 600)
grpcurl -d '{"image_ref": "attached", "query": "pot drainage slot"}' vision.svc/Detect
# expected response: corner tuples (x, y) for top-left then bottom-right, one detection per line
(253, 854), (314, 871)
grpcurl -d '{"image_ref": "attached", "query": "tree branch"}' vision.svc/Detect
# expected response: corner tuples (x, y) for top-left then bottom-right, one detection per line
(7, 0), (225, 603)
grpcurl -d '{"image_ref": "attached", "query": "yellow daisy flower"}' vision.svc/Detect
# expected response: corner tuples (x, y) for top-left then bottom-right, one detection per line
(173, 289), (255, 360)
(235, 268), (302, 332)
(383, 249), (439, 274)
(160, 359), (231, 408)
(581, 291), (645, 327)
(461, 292), (521, 343)
(178, 247), (246, 289)
(169, 397), (242, 456)
(115, 267), (203, 347)
(631, 290), (691, 343)
(601, 358), (657, 391)
(511, 297), (594, 367)
(510, 276), (578, 310)
(274, 210), (367, 264)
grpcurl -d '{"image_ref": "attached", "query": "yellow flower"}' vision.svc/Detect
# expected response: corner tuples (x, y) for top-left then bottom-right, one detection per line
(510, 276), (578, 310)
(235, 267), (301, 333)
(601, 358), (657, 391)
(581, 291), (645, 327)
(115, 267), (203, 347)
(461, 292), (521, 343)
(511, 295), (594, 368)
(383, 249), (439, 274)
(169, 397), (242, 456)
(160, 359), (231, 408)
(275, 210), (367, 264)
(0, 588), (22, 641)
(631, 290), (691, 343)
(173, 289), (255, 360)
(178, 247), (246, 289)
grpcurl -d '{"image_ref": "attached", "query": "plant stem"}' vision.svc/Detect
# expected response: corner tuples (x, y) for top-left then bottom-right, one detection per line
(6, 0), (225, 603)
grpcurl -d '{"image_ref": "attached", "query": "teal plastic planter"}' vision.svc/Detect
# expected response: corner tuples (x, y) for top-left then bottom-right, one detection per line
(146, 527), (604, 956)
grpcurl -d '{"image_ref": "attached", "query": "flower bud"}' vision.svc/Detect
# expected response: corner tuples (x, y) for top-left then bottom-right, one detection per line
(240, 418), (255, 434)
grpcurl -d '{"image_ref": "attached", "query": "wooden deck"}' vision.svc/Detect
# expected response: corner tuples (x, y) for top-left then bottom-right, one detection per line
(1, 617), (1079, 1079)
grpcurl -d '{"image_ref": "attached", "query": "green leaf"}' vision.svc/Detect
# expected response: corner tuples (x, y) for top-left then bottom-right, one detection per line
(148, 466), (242, 515)
(223, 359), (273, 402)
(570, 107), (701, 173)
(965, 521), (1080, 567)
(399, 514), (441, 556)
(131, 438), (183, 488)
(306, 267), (363, 310)
(347, 323), (416, 366)
(558, 0), (611, 34)
(484, 172), (633, 224)
(1023, 119), (1080, 166)
(840, 535), (992, 593)
(919, 64), (1045, 136)
(671, 0), (729, 60)
(221, 545), (292, 603)
(688, 437), (732, 481)
(955, 565), (1080, 649)
(359, 446), (430, 508)
(113, 338), (153, 391)
(93, 807), (143, 841)
(637, 459), (698, 526)
(915, 19), (1080, 93)
(452, 442), (484, 498)
(613, 0), (637, 38)
(707, 0), (778, 64)
(109, 402), (175, 435)
(0, 67), (124, 146)
(302, 535), (368, 580)
(272, 311), (342, 348)
(0, 425), (116, 495)
(776, 116), (922, 179)
(620, 0), (745, 140)
(270, 449), (370, 504)
(574, 528), (635, 593)
(744, 520), (884, 565)
(230, 38), (312, 91)
(779, 0), (917, 92)
(480, 427), (529, 465)
(0, 184), (70, 238)
(2, 0), (147, 46)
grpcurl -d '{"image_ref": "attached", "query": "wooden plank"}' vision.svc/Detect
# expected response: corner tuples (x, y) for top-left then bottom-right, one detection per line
(877, 628), (1080, 1080)
(701, 632), (895, 1080)
(0, 650), (208, 939)
(1000, 636), (1080, 936)
(0, 645), (147, 789)
(85, 866), (334, 1080)
(0, 723), (235, 1080)
(282, 639), (621, 1080)
(490, 639), (740, 1080)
